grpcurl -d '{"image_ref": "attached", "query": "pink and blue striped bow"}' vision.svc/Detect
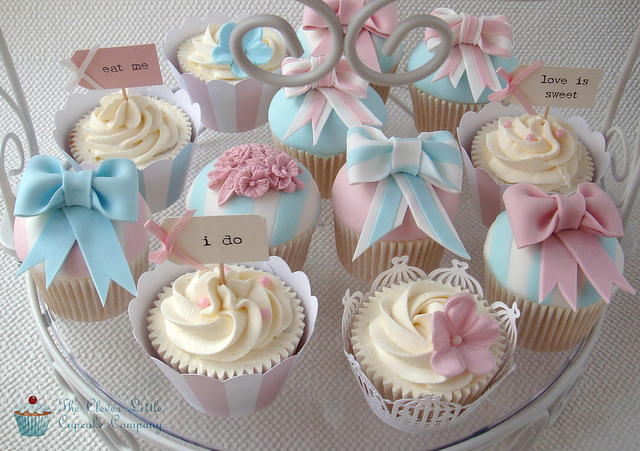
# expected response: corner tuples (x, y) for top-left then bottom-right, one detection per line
(346, 125), (469, 260)
(14, 155), (140, 304)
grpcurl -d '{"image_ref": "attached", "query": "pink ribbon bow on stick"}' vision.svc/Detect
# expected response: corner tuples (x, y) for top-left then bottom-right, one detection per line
(425, 8), (513, 102)
(488, 61), (544, 115)
(503, 183), (634, 310)
(302, 0), (398, 71)
(145, 209), (209, 270)
(282, 56), (382, 145)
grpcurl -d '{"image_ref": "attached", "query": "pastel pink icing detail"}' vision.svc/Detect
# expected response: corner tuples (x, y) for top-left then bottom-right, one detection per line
(503, 120), (512, 128)
(555, 129), (565, 138)
(207, 143), (305, 205)
(14, 195), (149, 279)
(260, 276), (271, 287)
(526, 133), (536, 141)
(430, 293), (500, 377)
(332, 165), (460, 241)
(198, 297), (210, 309)
(261, 308), (271, 318)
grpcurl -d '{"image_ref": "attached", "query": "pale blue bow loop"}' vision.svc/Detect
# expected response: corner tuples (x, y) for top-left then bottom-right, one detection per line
(14, 155), (140, 304)
(345, 125), (469, 261)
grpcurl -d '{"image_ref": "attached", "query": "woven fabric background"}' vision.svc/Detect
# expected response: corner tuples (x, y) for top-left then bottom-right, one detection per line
(1, 0), (639, 449)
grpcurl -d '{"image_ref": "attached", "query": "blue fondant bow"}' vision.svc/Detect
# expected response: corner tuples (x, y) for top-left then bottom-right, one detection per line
(14, 155), (140, 304)
(346, 125), (469, 260)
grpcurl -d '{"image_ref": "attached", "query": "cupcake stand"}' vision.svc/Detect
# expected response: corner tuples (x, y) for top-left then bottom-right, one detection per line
(2, 1), (640, 449)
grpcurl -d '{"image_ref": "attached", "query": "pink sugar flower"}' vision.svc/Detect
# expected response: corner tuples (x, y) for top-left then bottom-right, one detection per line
(235, 166), (270, 199)
(266, 154), (301, 179)
(430, 293), (500, 377)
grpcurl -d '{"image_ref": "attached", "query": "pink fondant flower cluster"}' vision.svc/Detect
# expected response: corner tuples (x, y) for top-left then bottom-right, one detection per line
(207, 144), (305, 205)
(430, 293), (500, 377)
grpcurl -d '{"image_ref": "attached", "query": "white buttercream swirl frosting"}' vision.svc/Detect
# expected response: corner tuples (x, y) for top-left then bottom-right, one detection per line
(156, 266), (299, 364)
(71, 92), (191, 168)
(352, 280), (505, 401)
(472, 114), (593, 193)
(178, 23), (286, 83)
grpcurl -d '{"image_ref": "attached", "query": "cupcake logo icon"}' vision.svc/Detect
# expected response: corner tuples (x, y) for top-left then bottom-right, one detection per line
(14, 396), (52, 437)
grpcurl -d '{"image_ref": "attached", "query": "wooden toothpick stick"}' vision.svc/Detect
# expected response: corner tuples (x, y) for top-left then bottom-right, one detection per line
(218, 263), (226, 285)
(121, 87), (128, 100)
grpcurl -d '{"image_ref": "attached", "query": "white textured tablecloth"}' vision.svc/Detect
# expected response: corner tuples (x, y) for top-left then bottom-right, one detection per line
(1, 0), (639, 449)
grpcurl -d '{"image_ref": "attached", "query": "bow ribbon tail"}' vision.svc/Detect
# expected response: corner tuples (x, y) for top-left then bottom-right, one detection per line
(461, 45), (501, 102)
(65, 207), (137, 304)
(432, 46), (463, 85)
(16, 209), (77, 284)
(352, 177), (406, 260)
(395, 174), (469, 259)
(540, 230), (635, 310)
(282, 90), (331, 145)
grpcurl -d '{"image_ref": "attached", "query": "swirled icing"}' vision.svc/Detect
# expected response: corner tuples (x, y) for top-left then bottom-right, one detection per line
(178, 23), (285, 83)
(153, 265), (302, 365)
(352, 280), (505, 400)
(472, 114), (593, 193)
(14, 403), (51, 416)
(71, 92), (191, 168)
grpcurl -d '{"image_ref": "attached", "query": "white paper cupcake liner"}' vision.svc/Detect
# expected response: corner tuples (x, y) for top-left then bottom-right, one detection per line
(129, 256), (318, 417)
(53, 86), (201, 214)
(272, 134), (345, 199)
(484, 270), (606, 352)
(409, 84), (484, 136)
(163, 12), (279, 133)
(32, 244), (148, 322)
(457, 102), (609, 227)
(342, 257), (519, 432)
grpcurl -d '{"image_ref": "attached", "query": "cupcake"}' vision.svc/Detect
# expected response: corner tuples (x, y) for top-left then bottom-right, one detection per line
(13, 155), (150, 322)
(407, 8), (517, 136)
(296, 0), (403, 103)
(471, 113), (594, 194)
(163, 12), (286, 132)
(55, 85), (201, 213)
(457, 103), (607, 227)
(129, 257), (318, 417)
(332, 125), (468, 282)
(14, 396), (52, 437)
(350, 278), (507, 408)
(147, 263), (305, 379)
(484, 183), (635, 352)
(269, 56), (388, 198)
(186, 144), (321, 272)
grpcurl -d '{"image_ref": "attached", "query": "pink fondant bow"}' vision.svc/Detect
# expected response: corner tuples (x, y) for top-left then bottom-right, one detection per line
(425, 8), (513, 102)
(145, 210), (209, 270)
(488, 61), (544, 115)
(302, 0), (398, 71)
(503, 183), (634, 310)
(282, 56), (381, 145)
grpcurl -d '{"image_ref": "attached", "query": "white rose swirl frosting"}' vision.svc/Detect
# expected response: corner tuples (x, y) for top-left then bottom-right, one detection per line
(160, 266), (294, 363)
(74, 92), (187, 166)
(476, 114), (590, 192)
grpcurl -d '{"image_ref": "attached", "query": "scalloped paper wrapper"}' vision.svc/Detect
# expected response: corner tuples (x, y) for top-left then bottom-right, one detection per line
(334, 215), (444, 284)
(31, 245), (148, 322)
(342, 257), (519, 432)
(409, 84), (484, 136)
(163, 12), (279, 133)
(14, 413), (52, 437)
(370, 63), (399, 104)
(270, 226), (315, 272)
(53, 86), (201, 214)
(129, 256), (318, 417)
(457, 103), (610, 227)
(484, 271), (606, 352)
(272, 134), (345, 199)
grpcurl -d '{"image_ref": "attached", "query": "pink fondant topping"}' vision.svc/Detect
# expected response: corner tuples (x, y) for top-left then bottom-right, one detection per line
(526, 133), (536, 142)
(224, 266), (231, 273)
(555, 129), (565, 139)
(502, 183), (635, 309)
(259, 276), (271, 287)
(261, 308), (271, 319)
(502, 120), (512, 128)
(198, 297), (210, 309)
(430, 293), (500, 377)
(207, 144), (305, 205)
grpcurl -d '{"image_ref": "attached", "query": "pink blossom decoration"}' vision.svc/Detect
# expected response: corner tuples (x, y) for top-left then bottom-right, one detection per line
(430, 293), (500, 377)
(207, 143), (306, 205)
